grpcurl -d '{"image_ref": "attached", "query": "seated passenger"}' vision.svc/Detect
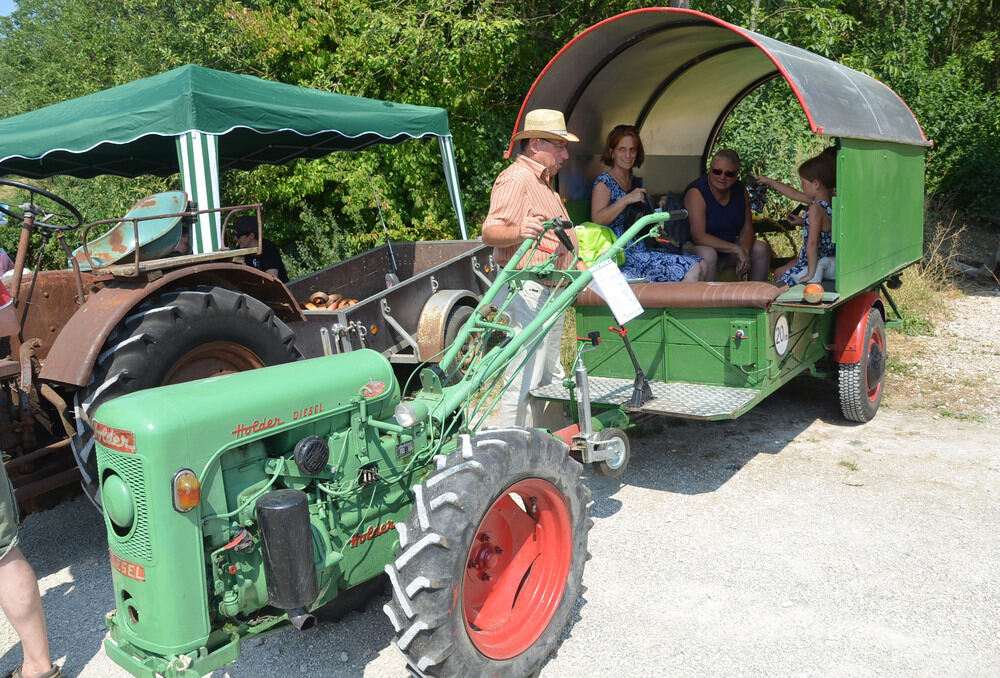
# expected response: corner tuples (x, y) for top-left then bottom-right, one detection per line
(231, 216), (288, 282)
(683, 149), (771, 281)
(590, 125), (706, 282)
(757, 154), (836, 287)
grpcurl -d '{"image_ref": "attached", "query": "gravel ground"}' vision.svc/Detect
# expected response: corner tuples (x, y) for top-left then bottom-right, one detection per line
(3, 289), (998, 678)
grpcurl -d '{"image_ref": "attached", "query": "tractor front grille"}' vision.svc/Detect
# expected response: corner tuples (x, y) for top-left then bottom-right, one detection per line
(98, 448), (153, 562)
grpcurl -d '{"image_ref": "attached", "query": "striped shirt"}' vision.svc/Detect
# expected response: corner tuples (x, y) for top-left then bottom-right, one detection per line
(481, 154), (578, 270)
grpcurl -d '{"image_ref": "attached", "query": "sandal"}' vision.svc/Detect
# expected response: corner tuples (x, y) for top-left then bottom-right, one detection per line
(5, 665), (62, 678)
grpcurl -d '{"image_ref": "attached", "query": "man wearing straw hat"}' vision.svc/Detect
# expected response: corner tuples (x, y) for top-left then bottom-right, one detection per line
(481, 108), (584, 428)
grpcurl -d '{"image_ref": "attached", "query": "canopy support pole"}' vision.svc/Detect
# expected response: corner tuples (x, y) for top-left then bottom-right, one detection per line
(438, 136), (468, 240)
(177, 132), (222, 253)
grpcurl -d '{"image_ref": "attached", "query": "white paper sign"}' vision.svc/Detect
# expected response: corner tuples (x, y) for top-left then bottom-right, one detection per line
(587, 259), (644, 325)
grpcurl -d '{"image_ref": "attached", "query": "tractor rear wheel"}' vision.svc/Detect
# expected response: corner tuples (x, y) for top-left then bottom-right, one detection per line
(384, 428), (590, 678)
(71, 285), (300, 507)
(838, 308), (886, 422)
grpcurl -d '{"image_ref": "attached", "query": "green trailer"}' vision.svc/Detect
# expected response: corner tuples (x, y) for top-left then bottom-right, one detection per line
(520, 8), (929, 474)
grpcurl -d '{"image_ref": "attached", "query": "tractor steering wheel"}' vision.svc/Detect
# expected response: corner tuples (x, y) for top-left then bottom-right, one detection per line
(0, 178), (84, 231)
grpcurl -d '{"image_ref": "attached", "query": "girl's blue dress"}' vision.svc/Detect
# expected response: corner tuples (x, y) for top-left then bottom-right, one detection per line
(594, 173), (701, 282)
(776, 200), (835, 287)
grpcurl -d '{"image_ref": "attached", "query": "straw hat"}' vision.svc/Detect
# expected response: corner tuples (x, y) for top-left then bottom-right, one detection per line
(510, 109), (580, 143)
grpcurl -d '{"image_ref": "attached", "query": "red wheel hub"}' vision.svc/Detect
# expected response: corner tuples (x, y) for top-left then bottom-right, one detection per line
(463, 478), (572, 660)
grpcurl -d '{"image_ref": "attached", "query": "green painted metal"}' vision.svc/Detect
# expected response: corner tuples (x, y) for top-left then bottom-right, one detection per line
(95, 211), (672, 676)
(572, 298), (835, 421)
(833, 139), (926, 297)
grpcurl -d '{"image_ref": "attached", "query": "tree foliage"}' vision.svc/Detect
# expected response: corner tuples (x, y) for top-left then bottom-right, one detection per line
(1, 0), (997, 272)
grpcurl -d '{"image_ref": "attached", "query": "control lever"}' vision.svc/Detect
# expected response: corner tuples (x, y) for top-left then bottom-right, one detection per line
(550, 217), (576, 254)
(608, 324), (652, 409)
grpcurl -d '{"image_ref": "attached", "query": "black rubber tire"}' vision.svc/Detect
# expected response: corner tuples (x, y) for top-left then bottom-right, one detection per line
(838, 308), (886, 423)
(591, 426), (630, 477)
(72, 286), (300, 507)
(384, 428), (590, 678)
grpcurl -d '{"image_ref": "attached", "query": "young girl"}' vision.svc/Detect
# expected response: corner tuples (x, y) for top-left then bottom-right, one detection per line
(757, 153), (836, 287)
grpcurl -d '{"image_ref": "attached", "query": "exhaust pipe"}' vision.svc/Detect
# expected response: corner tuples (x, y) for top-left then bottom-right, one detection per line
(255, 489), (319, 630)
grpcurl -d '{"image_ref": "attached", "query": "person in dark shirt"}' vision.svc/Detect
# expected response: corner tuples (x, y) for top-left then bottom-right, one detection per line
(232, 216), (288, 282)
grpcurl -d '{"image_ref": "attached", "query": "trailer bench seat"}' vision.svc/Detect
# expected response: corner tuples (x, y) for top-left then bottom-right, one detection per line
(575, 281), (781, 310)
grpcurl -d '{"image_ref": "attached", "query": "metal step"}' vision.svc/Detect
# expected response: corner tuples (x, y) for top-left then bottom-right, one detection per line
(531, 376), (761, 420)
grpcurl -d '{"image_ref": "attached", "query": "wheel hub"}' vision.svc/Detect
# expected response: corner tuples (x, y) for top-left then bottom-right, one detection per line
(468, 534), (503, 580)
(866, 338), (886, 397)
(462, 480), (572, 660)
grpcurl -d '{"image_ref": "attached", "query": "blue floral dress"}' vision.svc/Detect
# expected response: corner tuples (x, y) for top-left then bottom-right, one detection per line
(594, 173), (702, 282)
(777, 200), (835, 287)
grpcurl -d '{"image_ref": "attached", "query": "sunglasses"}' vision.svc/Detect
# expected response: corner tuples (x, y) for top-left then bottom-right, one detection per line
(710, 168), (737, 178)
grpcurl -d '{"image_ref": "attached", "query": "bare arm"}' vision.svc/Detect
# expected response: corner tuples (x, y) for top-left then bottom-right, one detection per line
(481, 177), (545, 247)
(756, 175), (809, 203)
(590, 181), (647, 226)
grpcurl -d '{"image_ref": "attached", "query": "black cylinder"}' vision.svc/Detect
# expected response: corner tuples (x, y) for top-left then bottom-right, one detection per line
(255, 489), (319, 611)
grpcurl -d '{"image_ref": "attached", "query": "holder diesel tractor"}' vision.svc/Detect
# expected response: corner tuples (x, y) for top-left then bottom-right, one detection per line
(93, 214), (674, 677)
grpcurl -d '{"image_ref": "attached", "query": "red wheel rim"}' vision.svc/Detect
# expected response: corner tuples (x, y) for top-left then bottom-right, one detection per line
(865, 327), (886, 402)
(463, 477), (572, 659)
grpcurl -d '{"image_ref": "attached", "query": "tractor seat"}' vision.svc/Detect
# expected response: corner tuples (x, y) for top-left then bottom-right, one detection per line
(70, 191), (188, 271)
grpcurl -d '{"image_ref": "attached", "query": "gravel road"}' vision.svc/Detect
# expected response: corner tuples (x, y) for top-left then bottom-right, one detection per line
(3, 292), (998, 678)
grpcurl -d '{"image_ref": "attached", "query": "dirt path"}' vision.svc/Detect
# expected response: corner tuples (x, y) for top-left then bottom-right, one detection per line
(2, 289), (998, 678)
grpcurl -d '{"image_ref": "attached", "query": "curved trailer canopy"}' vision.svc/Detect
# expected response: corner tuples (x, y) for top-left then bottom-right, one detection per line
(0, 64), (468, 248)
(509, 7), (928, 300)
(508, 7), (929, 199)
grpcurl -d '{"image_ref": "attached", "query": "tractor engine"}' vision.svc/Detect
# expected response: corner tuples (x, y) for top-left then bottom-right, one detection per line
(95, 350), (426, 676)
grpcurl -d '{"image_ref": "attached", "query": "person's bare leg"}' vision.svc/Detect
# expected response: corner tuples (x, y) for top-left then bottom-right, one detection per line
(0, 547), (53, 678)
(749, 239), (772, 281)
(681, 258), (706, 281)
(685, 245), (718, 281)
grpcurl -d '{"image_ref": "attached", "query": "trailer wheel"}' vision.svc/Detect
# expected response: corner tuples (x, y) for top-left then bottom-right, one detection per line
(72, 286), (300, 507)
(838, 308), (886, 422)
(384, 428), (590, 678)
(592, 427), (630, 477)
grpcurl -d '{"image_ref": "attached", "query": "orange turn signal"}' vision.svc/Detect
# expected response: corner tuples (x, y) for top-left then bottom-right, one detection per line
(173, 469), (201, 512)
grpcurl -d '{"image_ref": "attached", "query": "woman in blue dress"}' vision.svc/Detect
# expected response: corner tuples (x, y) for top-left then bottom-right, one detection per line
(590, 125), (706, 282)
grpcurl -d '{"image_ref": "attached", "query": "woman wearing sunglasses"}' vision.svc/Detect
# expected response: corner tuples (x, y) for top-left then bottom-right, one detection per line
(683, 148), (772, 281)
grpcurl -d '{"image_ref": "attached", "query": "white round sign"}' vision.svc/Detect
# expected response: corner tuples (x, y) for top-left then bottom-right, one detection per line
(774, 314), (790, 356)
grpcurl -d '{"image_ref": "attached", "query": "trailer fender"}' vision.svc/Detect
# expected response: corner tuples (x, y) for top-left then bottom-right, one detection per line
(830, 292), (886, 364)
(416, 289), (480, 362)
(38, 263), (304, 388)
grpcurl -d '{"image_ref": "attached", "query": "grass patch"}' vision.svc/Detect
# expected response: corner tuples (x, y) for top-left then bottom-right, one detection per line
(938, 410), (986, 423)
(838, 460), (859, 471)
(886, 356), (917, 376)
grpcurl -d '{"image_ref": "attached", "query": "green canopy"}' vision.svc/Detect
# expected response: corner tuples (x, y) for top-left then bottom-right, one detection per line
(0, 64), (453, 177)
(0, 65), (468, 246)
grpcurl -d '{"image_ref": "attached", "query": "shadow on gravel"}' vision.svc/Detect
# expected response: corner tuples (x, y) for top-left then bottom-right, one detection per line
(582, 375), (859, 508)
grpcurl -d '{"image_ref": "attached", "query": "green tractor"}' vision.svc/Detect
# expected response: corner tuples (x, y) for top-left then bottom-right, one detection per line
(94, 214), (675, 677)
